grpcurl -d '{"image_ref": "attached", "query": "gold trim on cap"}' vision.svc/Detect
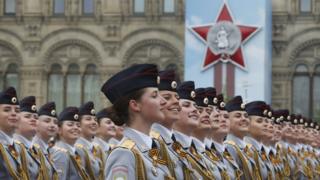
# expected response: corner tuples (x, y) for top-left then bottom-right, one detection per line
(171, 81), (177, 89)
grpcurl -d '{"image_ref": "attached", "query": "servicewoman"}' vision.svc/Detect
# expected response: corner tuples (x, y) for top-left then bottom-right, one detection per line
(208, 93), (242, 180)
(33, 101), (59, 179)
(75, 101), (104, 180)
(13, 96), (40, 179)
(93, 107), (117, 158)
(102, 64), (175, 179)
(149, 70), (186, 179)
(0, 87), (27, 179)
(51, 106), (89, 180)
(191, 88), (221, 179)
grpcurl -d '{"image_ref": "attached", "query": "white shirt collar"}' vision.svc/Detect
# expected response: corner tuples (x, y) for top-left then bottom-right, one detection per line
(14, 134), (31, 148)
(65, 142), (76, 154)
(173, 130), (192, 148)
(212, 139), (225, 152)
(130, 128), (153, 149)
(204, 138), (213, 148)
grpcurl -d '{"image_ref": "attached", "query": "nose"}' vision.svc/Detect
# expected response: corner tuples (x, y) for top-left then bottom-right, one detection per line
(159, 96), (167, 106)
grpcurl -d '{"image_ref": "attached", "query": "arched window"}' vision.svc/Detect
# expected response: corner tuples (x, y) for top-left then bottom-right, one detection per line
(83, 64), (101, 109)
(83, 0), (94, 15)
(66, 64), (81, 107)
(54, 0), (65, 15)
(134, 0), (145, 14)
(293, 64), (310, 117)
(313, 65), (320, 119)
(300, 0), (311, 12)
(164, 0), (175, 13)
(48, 64), (64, 113)
(4, 0), (15, 15)
(5, 63), (19, 95)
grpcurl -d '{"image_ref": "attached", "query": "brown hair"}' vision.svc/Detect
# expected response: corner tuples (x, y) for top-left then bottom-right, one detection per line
(110, 89), (145, 126)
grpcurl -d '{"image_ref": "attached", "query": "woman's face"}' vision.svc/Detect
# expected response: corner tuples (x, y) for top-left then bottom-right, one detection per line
(80, 115), (98, 138)
(159, 90), (180, 124)
(37, 115), (58, 140)
(177, 99), (199, 129)
(18, 112), (38, 136)
(0, 104), (20, 133)
(197, 106), (212, 130)
(249, 116), (266, 140)
(98, 117), (116, 139)
(136, 87), (166, 123)
(229, 111), (250, 136)
(59, 120), (81, 144)
(216, 110), (230, 135)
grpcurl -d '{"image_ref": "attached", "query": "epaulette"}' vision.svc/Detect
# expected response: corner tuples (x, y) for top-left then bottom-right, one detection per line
(224, 140), (236, 147)
(55, 146), (68, 153)
(149, 130), (161, 139)
(75, 144), (84, 149)
(33, 143), (40, 149)
(119, 139), (135, 150)
(14, 140), (22, 145)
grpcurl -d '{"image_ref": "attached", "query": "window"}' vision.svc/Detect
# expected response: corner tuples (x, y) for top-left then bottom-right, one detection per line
(47, 63), (102, 113)
(66, 64), (81, 107)
(54, 0), (65, 15)
(48, 64), (64, 113)
(83, 64), (101, 108)
(134, 0), (145, 14)
(300, 0), (311, 13)
(0, 63), (19, 95)
(83, 0), (94, 15)
(4, 0), (15, 15)
(313, 65), (320, 120)
(293, 64), (310, 117)
(164, 0), (175, 13)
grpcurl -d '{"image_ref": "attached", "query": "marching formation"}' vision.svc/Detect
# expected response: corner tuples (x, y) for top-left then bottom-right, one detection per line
(0, 63), (319, 180)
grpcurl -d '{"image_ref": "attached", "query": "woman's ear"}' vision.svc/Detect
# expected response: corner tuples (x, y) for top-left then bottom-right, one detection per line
(129, 99), (141, 112)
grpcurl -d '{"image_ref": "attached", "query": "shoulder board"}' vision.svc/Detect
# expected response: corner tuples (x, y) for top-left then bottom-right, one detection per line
(149, 130), (161, 139)
(119, 139), (135, 150)
(55, 147), (68, 153)
(75, 144), (84, 149)
(33, 143), (40, 149)
(14, 140), (22, 145)
(224, 140), (236, 146)
(245, 143), (253, 150)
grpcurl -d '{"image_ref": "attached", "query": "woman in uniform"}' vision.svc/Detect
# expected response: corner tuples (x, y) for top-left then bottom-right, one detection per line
(102, 64), (175, 179)
(51, 106), (89, 180)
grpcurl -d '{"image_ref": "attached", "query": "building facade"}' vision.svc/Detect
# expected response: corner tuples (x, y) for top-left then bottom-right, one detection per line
(272, 0), (320, 120)
(0, 0), (185, 112)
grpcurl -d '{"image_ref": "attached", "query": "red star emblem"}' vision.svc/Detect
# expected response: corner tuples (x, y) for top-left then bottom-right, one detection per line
(189, 4), (259, 69)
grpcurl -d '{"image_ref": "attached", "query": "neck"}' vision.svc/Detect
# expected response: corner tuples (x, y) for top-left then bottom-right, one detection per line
(231, 131), (245, 139)
(192, 130), (207, 142)
(129, 117), (152, 136)
(16, 130), (34, 141)
(173, 124), (192, 136)
(158, 120), (173, 131)
(0, 127), (14, 137)
(36, 133), (50, 142)
(81, 134), (93, 142)
(97, 134), (111, 142)
(211, 132), (226, 144)
(61, 137), (76, 146)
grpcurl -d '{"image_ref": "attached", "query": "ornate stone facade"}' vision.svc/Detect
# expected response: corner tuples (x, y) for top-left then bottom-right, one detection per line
(272, 0), (320, 119)
(0, 0), (184, 110)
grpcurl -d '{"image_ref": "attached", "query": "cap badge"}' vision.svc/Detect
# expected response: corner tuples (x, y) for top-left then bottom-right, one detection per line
(31, 105), (37, 112)
(190, 91), (196, 98)
(171, 81), (177, 89)
(74, 114), (79, 120)
(11, 97), (17, 104)
(51, 110), (56, 116)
